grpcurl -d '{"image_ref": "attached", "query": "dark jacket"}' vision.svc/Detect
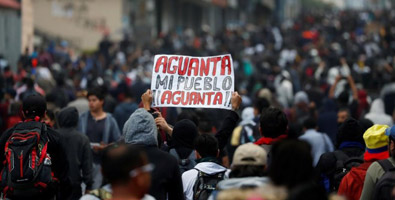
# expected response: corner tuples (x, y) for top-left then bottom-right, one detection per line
(144, 145), (184, 200)
(316, 145), (365, 192)
(113, 101), (138, 131)
(57, 107), (93, 195)
(0, 121), (71, 200)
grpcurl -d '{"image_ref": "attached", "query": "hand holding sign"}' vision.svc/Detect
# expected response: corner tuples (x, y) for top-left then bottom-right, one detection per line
(155, 114), (173, 135)
(142, 89), (153, 110)
(150, 54), (235, 109)
(231, 92), (242, 111)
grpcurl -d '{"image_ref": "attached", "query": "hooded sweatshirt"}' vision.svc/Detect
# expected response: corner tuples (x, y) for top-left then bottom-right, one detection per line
(57, 107), (94, 194)
(123, 108), (183, 200)
(365, 99), (393, 126)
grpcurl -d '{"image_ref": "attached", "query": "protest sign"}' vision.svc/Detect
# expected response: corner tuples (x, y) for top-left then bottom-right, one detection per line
(150, 54), (234, 109)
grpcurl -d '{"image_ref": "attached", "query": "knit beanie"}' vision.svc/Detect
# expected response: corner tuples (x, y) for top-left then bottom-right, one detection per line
(172, 119), (198, 149)
(123, 108), (158, 146)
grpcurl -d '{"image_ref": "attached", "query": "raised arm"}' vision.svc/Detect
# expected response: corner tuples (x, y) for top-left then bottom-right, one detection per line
(347, 75), (358, 101)
(329, 75), (342, 99)
(215, 92), (242, 150)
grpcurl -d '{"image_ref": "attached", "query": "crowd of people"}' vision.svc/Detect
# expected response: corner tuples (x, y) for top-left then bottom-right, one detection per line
(0, 8), (395, 200)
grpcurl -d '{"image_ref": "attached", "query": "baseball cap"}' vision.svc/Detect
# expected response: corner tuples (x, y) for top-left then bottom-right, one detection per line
(363, 124), (389, 161)
(385, 126), (395, 140)
(232, 143), (267, 166)
(22, 94), (47, 118)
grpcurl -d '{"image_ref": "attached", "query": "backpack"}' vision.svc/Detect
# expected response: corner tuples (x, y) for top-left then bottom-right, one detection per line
(331, 151), (364, 192)
(169, 149), (196, 174)
(192, 169), (225, 200)
(87, 188), (112, 200)
(0, 121), (58, 198)
(373, 159), (395, 200)
(239, 124), (260, 144)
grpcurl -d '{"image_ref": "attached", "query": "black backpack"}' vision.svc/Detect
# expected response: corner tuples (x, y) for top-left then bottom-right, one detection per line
(332, 151), (364, 191)
(169, 149), (196, 174)
(192, 169), (225, 200)
(0, 121), (57, 198)
(373, 159), (395, 200)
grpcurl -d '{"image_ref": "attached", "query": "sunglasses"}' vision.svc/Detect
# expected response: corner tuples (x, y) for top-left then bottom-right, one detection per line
(129, 163), (155, 177)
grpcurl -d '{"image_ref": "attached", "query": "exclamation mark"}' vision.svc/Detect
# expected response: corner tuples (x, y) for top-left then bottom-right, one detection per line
(152, 90), (156, 107)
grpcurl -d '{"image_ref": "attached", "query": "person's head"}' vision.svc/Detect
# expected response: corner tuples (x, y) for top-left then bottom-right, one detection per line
(57, 107), (79, 128)
(123, 108), (158, 146)
(363, 125), (390, 161)
(359, 118), (374, 133)
(259, 107), (288, 138)
(337, 107), (350, 124)
(124, 89), (134, 100)
(172, 119), (198, 149)
(43, 109), (56, 127)
(303, 118), (317, 131)
(25, 78), (34, 89)
(230, 143), (267, 178)
(385, 126), (395, 159)
(194, 133), (219, 159)
(177, 109), (199, 127)
(4, 88), (16, 101)
(269, 139), (313, 189)
(101, 143), (152, 198)
(253, 97), (270, 117)
(8, 102), (21, 116)
(337, 118), (365, 147)
(22, 94), (47, 120)
(293, 91), (309, 108)
(87, 88), (105, 113)
(241, 107), (255, 123)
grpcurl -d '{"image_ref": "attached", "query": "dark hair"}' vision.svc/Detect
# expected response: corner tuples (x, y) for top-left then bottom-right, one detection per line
(177, 109), (199, 127)
(359, 118), (374, 133)
(124, 89), (134, 99)
(269, 139), (313, 189)
(46, 109), (56, 121)
(9, 102), (21, 116)
(259, 107), (288, 138)
(303, 118), (317, 130)
(101, 144), (147, 184)
(253, 98), (270, 114)
(338, 107), (350, 114)
(229, 165), (266, 178)
(87, 88), (105, 100)
(25, 78), (34, 89)
(391, 137), (395, 160)
(23, 94), (47, 118)
(336, 118), (365, 147)
(194, 133), (218, 158)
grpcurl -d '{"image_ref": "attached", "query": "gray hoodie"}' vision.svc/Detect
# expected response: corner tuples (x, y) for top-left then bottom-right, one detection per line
(123, 108), (158, 146)
(216, 177), (269, 190)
